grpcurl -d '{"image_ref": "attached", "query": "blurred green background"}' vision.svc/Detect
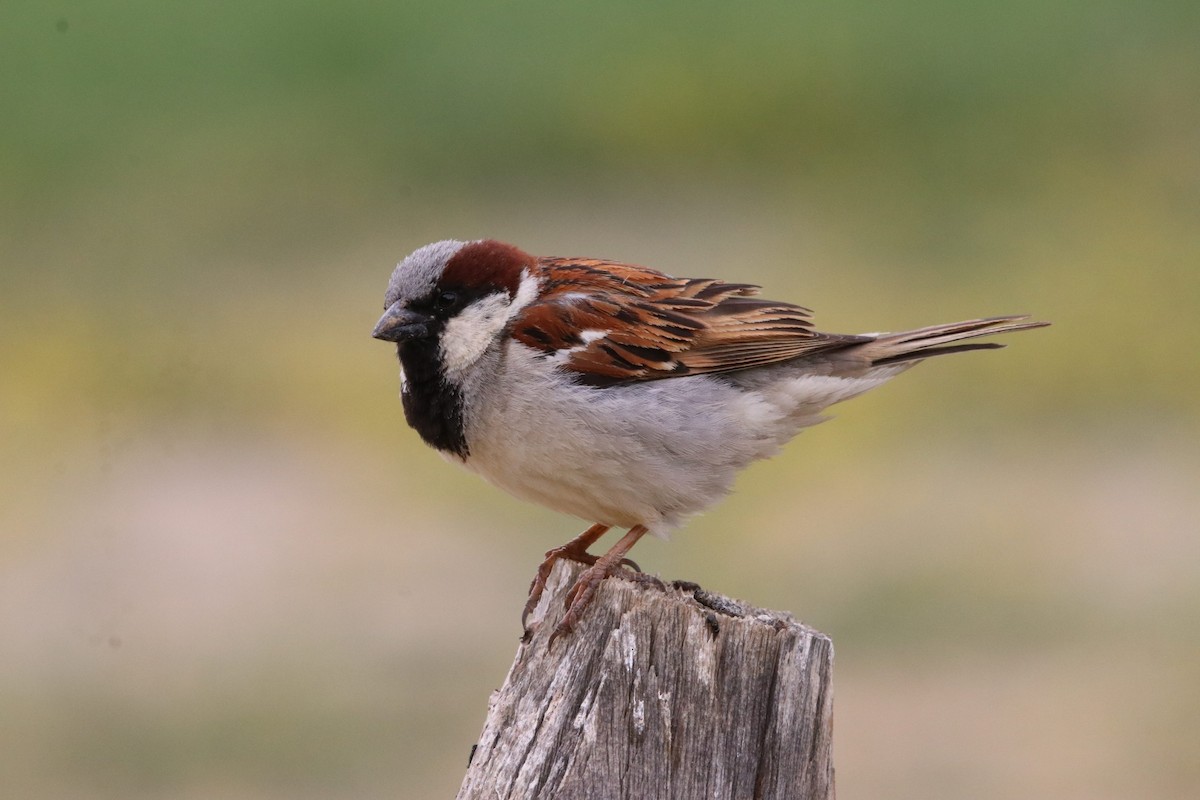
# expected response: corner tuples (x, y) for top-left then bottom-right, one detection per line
(3, 1), (1198, 798)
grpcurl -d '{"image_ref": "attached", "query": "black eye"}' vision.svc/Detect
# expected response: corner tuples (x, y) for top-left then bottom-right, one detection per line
(434, 290), (459, 310)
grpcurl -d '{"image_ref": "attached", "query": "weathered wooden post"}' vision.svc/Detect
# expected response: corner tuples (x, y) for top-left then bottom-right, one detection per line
(457, 561), (835, 800)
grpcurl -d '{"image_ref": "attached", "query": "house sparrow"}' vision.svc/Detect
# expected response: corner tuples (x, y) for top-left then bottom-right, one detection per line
(372, 239), (1048, 639)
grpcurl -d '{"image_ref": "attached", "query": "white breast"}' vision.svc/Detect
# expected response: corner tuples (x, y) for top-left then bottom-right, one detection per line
(455, 341), (899, 538)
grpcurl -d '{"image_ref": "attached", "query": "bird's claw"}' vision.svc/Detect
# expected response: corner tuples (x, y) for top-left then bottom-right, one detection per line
(524, 524), (650, 645)
(521, 544), (600, 638)
(547, 559), (664, 645)
(549, 562), (608, 646)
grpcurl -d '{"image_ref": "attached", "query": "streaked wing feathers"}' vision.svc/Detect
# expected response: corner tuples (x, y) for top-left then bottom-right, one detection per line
(512, 257), (865, 385)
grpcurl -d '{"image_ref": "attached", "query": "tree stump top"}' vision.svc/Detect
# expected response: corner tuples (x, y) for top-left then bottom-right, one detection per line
(458, 561), (835, 800)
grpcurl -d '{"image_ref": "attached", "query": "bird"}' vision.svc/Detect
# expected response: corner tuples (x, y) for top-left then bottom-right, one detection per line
(372, 239), (1048, 639)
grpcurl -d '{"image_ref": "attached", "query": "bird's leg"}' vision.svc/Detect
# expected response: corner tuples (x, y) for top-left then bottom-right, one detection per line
(522, 523), (611, 635)
(550, 524), (650, 645)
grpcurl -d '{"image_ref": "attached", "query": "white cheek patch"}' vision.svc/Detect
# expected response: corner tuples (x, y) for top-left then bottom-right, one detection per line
(440, 293), (511, 374)
(439, 270), (540, 375)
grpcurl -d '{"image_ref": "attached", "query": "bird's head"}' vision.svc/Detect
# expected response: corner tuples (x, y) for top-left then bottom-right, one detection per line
(373, 239), (540, 375)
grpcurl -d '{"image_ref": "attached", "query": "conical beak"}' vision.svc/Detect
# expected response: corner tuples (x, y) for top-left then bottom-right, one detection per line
(372, 302), (431, 342)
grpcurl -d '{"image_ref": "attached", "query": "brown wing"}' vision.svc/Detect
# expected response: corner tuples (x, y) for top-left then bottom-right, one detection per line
(511, 257), (867, 386)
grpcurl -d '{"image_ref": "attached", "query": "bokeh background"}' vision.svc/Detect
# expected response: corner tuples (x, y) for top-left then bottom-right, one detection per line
(3, 2), (1198, 798)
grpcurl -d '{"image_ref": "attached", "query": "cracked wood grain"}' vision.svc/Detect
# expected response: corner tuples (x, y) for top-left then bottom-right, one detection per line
(457, 561), (835, 800)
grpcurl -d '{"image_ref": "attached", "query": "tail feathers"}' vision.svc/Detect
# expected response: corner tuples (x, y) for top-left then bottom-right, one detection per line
(863, 315), (1049, 367)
